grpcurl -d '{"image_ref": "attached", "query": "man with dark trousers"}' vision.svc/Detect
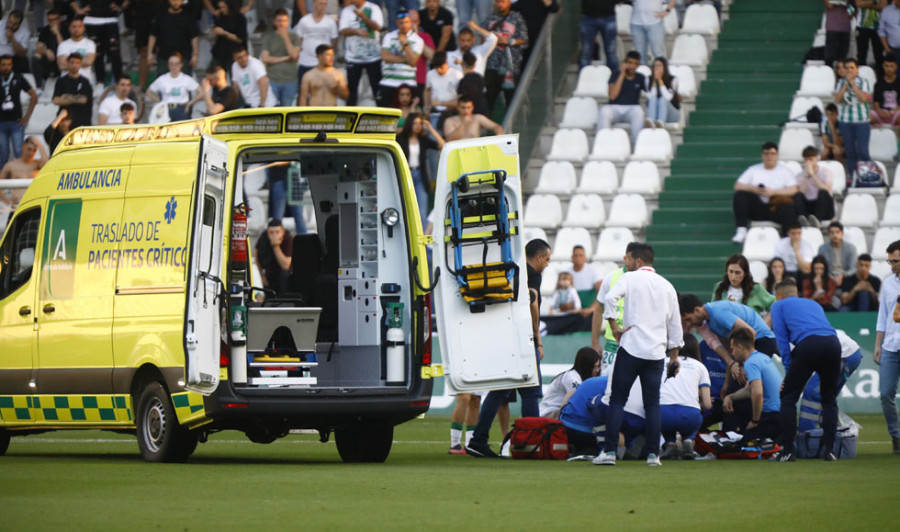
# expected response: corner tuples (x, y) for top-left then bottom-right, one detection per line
(770, 278), (842, 461)
(465, 238), (549, 458)
(593, 243), (683, 467)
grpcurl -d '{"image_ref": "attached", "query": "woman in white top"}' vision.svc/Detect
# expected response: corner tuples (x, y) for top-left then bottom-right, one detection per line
(539, 347), (601, 418)
(396, 112), (445, 218)
(146, 53), (201, 121)
(659, 334), (712, 459)
(645, 57), (680, 128)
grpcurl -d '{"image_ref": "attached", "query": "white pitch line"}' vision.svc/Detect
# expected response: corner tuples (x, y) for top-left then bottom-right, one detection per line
(11, 438), (897, 446)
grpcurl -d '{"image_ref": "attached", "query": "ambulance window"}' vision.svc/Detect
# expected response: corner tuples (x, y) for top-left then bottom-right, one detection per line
(0, 208), (40, 299)
(202, 195), (216, 227)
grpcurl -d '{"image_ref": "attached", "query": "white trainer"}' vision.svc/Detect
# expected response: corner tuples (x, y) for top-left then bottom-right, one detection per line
(647, 453), (662, 466)
(732, 227), (748, 244)
(592, 451), (617, 465)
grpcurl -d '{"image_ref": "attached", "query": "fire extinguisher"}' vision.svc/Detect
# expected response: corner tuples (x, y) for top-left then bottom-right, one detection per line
(231, 204), (250, 272)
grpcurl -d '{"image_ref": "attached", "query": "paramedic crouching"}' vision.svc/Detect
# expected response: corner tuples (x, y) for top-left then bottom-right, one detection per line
(465, 239), (551, 458)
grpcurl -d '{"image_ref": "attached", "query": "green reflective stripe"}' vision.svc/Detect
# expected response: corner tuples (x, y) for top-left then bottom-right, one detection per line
(603, 267), (627, 342)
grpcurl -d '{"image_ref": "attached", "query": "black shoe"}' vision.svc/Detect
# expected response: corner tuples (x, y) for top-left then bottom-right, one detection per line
(770, 451), (795, 462)
(823, 451), (837, 461)
(465, 440), (499, 458)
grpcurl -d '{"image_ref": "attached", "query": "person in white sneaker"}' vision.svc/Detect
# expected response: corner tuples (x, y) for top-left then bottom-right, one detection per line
(731, 142), (799, 244)
(592, 243), (683, 467)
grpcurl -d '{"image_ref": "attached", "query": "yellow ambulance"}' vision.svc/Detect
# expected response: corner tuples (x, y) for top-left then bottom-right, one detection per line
(0, 107), (455, 462)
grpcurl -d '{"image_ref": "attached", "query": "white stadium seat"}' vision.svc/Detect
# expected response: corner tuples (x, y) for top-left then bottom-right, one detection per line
(664, 9), (679, 35)
(881, 195), (900, 226)
(553, 227), (593, 260)
(681, 4), (720, 35)
(840, 193), (879, 228)
(523, 194), (564, 228)
(521, 226), (548, 244)
(749, 260), (769, 282)
(573, 65), (612, 99)
(797, 65), (835, 98)
(670, 35), (709, 66)
(859, 66), (877, 90)
(577, 161), (619, 195)
(846, 160), (888, 196)
(783, 160), (802, 175)
(563, 193), (606, 229)
(871, 227), (900, 259)
(742, 227), (781, 262)
(593, 261), (620, 277)
(590, 128), (631, 162)
(893, 166), (900, 193)
(778, 128), (816, 161)
(615, 3), (632, 35)
(870, 259), (892, 281)
(870, 129), (898, 162)
(843, 226), (868, 254)
(560, 97), (599, 129)
(787, 96), (824, 127)
(534, 161), (578, 195)
(670, 65), (697, 99)
(619, 161), (661, 194)
(547, 128), (589, 162)
(606, 194), (648, 228)
(818, 160), (846, 196)
(541, 261), (572, 296)
(592, 227), (634, 261)
(631, 129), (673, 162)
(802, 227), (825, 249)
(637, 64), (652, 80)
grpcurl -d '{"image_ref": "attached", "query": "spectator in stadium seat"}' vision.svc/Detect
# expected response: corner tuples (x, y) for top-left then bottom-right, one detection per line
(821, 103), (845, 164)
(0, 9), (30, 74)
(645, 56), (680, 128)
(419, 0), (456, 53)
(512, 0), (559, 66)
(774, 222), (815, 278)
(260, 9), (301, 106)
(578, 0), (619, 74)
(0, 136), (46, 227)
(0, 54), (36, 170)
(871, 54), (900, 133)
(824, 1), (852, 67)
(134, 0), (164, 88)
(725, 328), (783, 443)
(569, 244), (602, 292)
(835, 58), (872, 177)
(299, 44), (349, 107)
(390, 83), (422, 129)
(548, 271), (582, 316)
(878, 0), (900, 61)
(57, 16), (95, 80)
(456, 0), (492, 32)
(818, 221), (857, 285)
(31, 9), (67, 91)
(338, 0), (383, 106)
(711, 254), (775, 314)
(379, 10), (424, 108)
(442, 93), (503, 140)
(79, 0), (126, 87)
(97, 75), (139, 125)
(597, 50), (646, 147)
(841, 254), (881, 311)
(409, 10), (436, 98)
(801, 255), (839, 311)
(200, 64), (238, 115)
(119, 102), (135, 125)
(793, 145), (834, 227)
(397, 112), (445, 217)
(731, 142), (799, 244)
(765, 257), (786, 295)
(456, 52), (489, 116)
(630, 0), (672, 63)
(43, 108), (71, 153)
(483, 0), (528, 115)
(424, 51), (461, 128)
(210, 0), (249, 75)
(146, 53), (200, 122)
(232, 47), (277, 108)
(52, 52), (92, 129)
(857, 1), (885, 77)
(447, 23), (497, 76)
(147, 0), (199, 76)
(296, 0), (339, 94)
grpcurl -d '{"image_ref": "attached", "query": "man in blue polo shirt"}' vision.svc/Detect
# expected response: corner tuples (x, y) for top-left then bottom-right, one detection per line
(558, 375), (609, 459)
(724, 328), (782, 442)
(680, 294), (778, 359)
(771, 278), (842, 461)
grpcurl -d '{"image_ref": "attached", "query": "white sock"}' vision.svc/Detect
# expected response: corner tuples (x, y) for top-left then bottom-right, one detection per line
(450, 428), (462, 447)
(465, 430), (474, 446)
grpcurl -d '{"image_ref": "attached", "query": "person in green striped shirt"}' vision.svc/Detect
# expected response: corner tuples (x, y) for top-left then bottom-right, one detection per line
(588, 241), (640, 374)
(835, 58), (873, 176)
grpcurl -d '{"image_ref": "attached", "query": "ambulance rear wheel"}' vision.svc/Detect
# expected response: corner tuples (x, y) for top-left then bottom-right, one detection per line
(0, 429), (9, 456)
(136, 382), (198, 463)
(335, 423), (393, 463)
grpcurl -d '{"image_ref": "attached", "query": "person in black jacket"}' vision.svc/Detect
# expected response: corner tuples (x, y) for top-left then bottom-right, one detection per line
(396, 112), (445, 218)
(511, 0), (559, 67)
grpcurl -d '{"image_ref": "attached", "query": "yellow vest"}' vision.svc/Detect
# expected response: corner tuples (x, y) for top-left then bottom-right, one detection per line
(603, 267), (626, 342)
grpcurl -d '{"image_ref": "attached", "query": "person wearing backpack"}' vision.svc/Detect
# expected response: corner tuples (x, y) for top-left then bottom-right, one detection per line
(834, 58), (872, 178)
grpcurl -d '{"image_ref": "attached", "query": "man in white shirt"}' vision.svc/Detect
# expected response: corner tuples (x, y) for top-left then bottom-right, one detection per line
(424, 51), (461, 126)
(294, 0), (338, 90)
(231, 47), (276, 108)
(379, 10), (424, 108)
(594, 243), (683, 466)
(774, 223), (815, 278)
(0, 10), (29, 74)
(339, 0), (384, 105)
(56, 16), (97, 81)
(731, 141), (799, 244)
(569, 244), (602, 292)
(98, 75), (138, 125)
(146, 53), (200, 122)
(447, 22), (497, 76)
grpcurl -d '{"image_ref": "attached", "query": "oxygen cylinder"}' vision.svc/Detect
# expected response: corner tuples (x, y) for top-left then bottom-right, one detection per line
(386, 327), (405, 384)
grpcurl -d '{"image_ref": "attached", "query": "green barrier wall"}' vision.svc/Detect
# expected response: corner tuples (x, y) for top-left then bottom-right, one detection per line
(429, 312), (885, 416)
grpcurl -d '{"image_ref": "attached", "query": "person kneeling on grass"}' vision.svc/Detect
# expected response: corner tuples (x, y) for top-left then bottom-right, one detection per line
(659, 334), (712, 460)
(724, 328), (783, 443)
(558, 375), (609, 459)
(539, 347), (601, 419)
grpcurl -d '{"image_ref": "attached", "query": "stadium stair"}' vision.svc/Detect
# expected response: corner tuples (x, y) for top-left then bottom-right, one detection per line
(646, 0), (824, 298)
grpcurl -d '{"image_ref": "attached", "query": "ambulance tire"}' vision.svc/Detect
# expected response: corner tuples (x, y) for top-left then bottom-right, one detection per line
(136, 382), (199, 463)
(0, 429), (9, 456)
(335, 423), (393, 463)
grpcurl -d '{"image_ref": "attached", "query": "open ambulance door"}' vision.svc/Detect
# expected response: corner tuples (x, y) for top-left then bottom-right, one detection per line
(184, 135), (228, 395)
(431, 135), (539, 394)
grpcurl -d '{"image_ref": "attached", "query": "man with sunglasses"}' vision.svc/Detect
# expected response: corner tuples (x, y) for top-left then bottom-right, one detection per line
(876, 240), (900, 454)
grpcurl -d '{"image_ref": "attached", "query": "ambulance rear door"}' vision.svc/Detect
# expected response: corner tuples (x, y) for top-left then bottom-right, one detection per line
(431, 135), (538, 394)
(184, 135), (228, 395)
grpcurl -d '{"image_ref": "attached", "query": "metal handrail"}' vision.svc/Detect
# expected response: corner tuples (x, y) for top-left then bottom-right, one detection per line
(503, 12), (558, 135)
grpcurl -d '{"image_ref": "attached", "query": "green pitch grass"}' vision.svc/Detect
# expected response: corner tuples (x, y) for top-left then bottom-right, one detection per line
(1, 415), (898, 531)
